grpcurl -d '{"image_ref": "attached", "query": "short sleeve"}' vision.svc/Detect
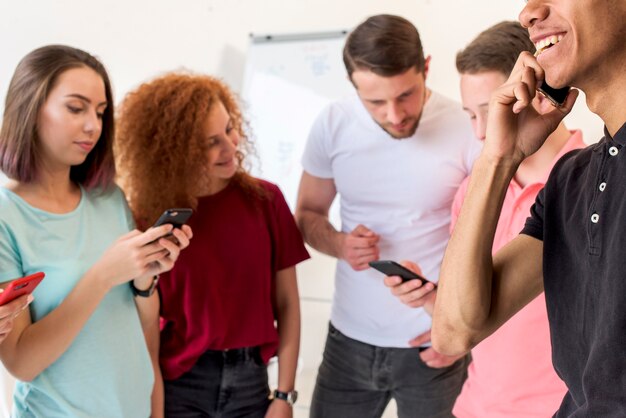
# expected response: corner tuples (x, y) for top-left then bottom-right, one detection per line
(301, 106), (334, 179)
(521, 187), (546, 241)
(266, 184), (310, 272)
(0, 221), (23, 283)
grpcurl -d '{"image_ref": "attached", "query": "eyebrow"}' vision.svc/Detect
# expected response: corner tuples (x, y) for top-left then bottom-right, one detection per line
(463, 103), (489, 111)
(65, 94), (108, 107)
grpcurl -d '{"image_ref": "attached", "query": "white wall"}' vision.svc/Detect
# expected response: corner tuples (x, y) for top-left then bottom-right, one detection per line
(0, 0), (604, 143)
(0, 1), (605, 416)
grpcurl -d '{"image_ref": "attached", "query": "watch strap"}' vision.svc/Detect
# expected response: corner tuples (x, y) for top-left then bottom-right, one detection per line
(130, 275), (159, 297)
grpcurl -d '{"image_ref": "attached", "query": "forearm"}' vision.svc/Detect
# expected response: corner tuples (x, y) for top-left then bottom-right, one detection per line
(433, 154), (518, 353)
(274, 270), (300, 392)
(134, 290), (163, 418)
(296, 209), (343, 258)
(0, 270), (110, 381)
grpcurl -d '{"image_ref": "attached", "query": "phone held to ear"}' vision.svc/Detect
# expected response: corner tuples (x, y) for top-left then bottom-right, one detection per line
(0, 272), (45, 306)
(537, 81), (570, 107)
(368, 260), (434, 287)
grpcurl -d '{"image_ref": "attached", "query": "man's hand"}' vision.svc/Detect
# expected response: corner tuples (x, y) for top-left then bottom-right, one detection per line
(339, 224), (380, 271)
(484, 51), (578, 165)
(410, 329), (466, 368)
(383, 261), (436, 312)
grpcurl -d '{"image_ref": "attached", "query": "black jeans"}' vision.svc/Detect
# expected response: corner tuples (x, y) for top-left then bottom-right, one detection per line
(310, 323), (470, 418)
(164, 347), (271, 418)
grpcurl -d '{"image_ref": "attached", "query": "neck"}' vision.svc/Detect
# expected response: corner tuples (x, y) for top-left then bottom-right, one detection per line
(579, 60), (626, 137)
(199, 177), (231, 197)
(515, 123), (572, 187)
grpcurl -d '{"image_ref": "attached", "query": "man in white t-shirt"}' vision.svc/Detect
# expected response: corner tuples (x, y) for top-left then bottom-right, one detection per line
(295, 14), (481, 418)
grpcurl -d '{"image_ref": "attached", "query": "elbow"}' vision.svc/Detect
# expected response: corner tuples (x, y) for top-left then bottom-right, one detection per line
(431, 320), (474, 357)
(4, 363), (39, 382)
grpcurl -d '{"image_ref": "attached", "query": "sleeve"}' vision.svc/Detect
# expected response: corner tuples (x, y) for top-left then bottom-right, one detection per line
(301, 106), (334, 179)
(0, 221), (23, 284)
(266, 184), (311, 272)
(521, 187), (546, 241)
(450, 176), (470, 233)
(114, 185), (136, 231)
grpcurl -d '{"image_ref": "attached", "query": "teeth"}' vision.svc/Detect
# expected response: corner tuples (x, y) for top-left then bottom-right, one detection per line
(534, 35), (563, 55)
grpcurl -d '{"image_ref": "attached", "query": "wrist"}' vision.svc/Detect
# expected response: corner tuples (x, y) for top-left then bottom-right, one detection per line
(131, 275), (159, 297)
(272, 389), (298, 406)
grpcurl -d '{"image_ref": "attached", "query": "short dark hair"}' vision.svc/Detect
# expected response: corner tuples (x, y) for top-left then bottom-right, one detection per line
(343, 14), (426, 79)
(0, 45), (116, 189)
(456, 21), (536, 76)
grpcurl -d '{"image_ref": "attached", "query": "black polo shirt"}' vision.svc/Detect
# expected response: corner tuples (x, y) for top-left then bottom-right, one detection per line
(522, 122), (626, 416)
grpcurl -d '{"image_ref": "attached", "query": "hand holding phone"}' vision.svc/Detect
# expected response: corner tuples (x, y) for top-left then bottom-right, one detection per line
(368, 260), (434, 286)
(0, 272), (44, 306)
(537, 81), (570, 107)
(150, 208), (193, 243)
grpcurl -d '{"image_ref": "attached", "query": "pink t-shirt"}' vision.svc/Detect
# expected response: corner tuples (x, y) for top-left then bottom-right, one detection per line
(451, 131), (585, 418)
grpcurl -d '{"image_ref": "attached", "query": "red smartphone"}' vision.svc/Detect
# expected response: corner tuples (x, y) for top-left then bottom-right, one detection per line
(0, 272), (45, 306)
(368, 260), (434, 286)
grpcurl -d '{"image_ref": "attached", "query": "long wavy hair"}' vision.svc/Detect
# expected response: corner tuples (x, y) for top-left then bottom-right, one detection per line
(115, 73), (263, 228)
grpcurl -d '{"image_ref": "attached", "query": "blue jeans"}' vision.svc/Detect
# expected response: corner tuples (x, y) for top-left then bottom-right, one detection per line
(164, 347), (271, 418)
(310, 323), (469, 418)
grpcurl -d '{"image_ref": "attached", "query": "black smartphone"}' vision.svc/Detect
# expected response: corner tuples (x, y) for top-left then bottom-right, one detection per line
(153, 208), (193, 229)
(537, 81), (570, 107)
(368, 260), (434, 286)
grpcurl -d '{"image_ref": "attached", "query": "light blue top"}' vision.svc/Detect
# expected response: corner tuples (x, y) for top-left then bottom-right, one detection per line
(0, 185), (153, 418)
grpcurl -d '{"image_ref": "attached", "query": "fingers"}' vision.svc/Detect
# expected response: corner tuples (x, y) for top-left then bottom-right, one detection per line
(419, 347), (463, 368)
(509, 51), (545, 86)
(351, 224), (378, 239)
(170, 227), (191, 250)
(408, 329), (431, 347)
(399, 260), (423, 276)
(136, 225), (174, 246)
(0, 293), (33, 320)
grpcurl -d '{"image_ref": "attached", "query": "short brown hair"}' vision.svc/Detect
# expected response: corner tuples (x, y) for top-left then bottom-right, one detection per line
(456, 21), (535, 76)
(0, 45), (116, 189)
(343, 14), (425, 79)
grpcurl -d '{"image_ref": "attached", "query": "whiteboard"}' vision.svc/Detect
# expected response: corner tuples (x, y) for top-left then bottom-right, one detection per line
(241, 31), (354, 218)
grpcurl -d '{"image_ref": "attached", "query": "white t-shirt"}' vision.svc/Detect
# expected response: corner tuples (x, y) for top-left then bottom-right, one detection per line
(302, 91), (482, 347)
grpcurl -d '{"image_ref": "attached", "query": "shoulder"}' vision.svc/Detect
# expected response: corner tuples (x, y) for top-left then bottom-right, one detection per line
(547, 144), (595, 187)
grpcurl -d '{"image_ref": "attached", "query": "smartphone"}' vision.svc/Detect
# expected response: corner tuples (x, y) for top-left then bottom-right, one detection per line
(537, 81), (570, 107)
(368, 260), (433, 286)
(152, 208), (193, 229)
(0, 272), (45, 306)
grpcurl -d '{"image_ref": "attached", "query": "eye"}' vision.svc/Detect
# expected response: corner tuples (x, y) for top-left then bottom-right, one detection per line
(67, 105), (83, 114)
(96, 112), (104, 120)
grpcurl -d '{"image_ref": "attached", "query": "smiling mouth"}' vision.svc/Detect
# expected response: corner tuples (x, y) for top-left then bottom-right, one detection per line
(534, 34), (563, 56)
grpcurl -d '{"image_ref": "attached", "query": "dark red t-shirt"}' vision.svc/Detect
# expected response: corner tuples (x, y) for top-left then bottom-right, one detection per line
(158, 180), (310, 380)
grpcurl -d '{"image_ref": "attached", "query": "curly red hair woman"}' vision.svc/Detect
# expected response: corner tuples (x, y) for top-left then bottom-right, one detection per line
(115, 73), (309, 418)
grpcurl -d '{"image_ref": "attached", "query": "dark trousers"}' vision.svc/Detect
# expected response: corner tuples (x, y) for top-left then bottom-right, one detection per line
(164, 347), (271, 418)
(310, 323), (469, 418)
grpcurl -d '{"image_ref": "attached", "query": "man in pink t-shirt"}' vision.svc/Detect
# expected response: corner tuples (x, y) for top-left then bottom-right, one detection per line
(385, 22), (585, 417)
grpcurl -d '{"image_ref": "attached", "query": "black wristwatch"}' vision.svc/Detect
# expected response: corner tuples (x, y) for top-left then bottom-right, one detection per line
(130, 275), (159, 297)
(273, 389), (298, 406)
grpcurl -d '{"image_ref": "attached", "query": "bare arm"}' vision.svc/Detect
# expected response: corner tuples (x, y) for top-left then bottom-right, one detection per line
(135, 290), (163, 418)
(295, 172), (379, 270)
(432, 52), (577, 356)
(0, 225), (190, 381)
(265, 267), (300, 418)
(432, 155), (544, 355)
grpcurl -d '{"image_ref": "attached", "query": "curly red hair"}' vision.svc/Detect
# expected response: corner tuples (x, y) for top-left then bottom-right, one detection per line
(115, 73), (263, 228)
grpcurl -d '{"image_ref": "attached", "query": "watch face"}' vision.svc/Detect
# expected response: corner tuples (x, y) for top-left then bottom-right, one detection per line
(290, 391), (298, 404)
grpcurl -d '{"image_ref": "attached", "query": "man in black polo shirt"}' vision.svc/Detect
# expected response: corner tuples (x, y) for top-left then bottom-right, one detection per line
(431, 1), (626, 416)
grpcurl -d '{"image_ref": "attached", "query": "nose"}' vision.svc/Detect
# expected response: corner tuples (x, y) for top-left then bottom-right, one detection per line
(386, 102), (405, 125)
(474, 117), (487, 141)
(519, 0), (549, 29)
(83, 110), (102, 137)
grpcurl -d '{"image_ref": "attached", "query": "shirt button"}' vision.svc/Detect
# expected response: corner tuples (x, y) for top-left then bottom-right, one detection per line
(591, 213), (600, 223)
(609, 146), (619, 156)
(599, 182), (607, 191)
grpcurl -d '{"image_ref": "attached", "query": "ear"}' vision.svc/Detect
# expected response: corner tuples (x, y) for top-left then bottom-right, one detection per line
(423, 55), (432, 80)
